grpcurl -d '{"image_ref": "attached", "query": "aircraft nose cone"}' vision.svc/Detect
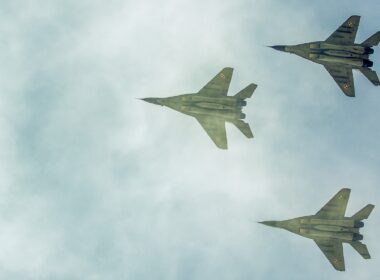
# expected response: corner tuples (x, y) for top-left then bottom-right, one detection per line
(259, 221), (278, 227)
(269, 45), (287, 52)
(140, 98), (161, 105)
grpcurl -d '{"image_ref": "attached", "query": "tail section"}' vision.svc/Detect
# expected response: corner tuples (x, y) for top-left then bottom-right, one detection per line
(362, 31), (380, 46)
(349, 204), (374, 260)
(232, 120), (253, 138)
(234, 83), (257, 99)
(233, 83), (255, 139)
(351, 204), (375, 220)
(359, 68), (380, 86)
(350, 241), (371, 259)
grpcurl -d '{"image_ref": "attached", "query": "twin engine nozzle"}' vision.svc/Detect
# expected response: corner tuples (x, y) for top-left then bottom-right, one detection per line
(353, 233), (364, 241)
(238, 100), (247, 107)
(354, 221), (364, 228)
(363, 59), (374, 67)
(365, 47), (374, 54)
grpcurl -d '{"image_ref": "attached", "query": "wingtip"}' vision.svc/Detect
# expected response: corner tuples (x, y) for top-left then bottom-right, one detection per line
(222, 67), (234, 72)
(338, 188), (351, 196)
(248, 83), (258, 89)
(366, 204), (375, 211)
(216, 140), (228, 150)
(343, 90), (356, 97)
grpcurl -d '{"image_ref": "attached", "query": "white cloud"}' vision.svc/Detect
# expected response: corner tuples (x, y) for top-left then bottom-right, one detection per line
(0, 0), (379, 279)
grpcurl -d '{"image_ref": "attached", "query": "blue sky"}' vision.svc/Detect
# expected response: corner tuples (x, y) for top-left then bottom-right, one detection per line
(0, 0), (380, 279)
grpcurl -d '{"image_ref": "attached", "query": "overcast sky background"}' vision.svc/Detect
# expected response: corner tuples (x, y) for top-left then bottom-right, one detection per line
(1, 0), (380, 279)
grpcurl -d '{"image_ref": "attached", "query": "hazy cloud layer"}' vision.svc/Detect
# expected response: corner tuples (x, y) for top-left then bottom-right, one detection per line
(1, 0), (380, 279)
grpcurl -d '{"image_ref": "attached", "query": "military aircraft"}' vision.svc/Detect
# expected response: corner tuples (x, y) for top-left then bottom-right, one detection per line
(270, 15), (380, 97)
(141, 67), (256, 149)
(260, 188), (374, 271)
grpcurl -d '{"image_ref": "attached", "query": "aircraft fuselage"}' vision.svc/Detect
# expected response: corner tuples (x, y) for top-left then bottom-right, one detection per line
(281, 216), (364, 242)
(288, 42), (374, 68)
(158, 94), (246, 121)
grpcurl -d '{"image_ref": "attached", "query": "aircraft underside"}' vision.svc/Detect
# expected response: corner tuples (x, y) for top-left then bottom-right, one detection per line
(311, 51), (373, 67)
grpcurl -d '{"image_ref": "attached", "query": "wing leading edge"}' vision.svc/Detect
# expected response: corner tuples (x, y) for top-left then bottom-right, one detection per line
(197, 67), (233, 97)
(315, 188), (351, 219)
(324, 65), (355, 97)
(325, 15), (360, 45)
(196, 116), (227, 149)
(314, 239), (345, 271)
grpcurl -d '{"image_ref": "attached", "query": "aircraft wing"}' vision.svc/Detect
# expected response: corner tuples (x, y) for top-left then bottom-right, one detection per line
(325, 15), (360, 45)
(197, 67), (233, 97)
(324, 65), (355, 97)
(315, 188), (351, 219)
(314, 239), (345, 271)
(196, 116), (227, 149)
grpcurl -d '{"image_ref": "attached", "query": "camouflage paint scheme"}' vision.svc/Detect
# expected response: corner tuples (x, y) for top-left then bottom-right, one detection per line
(270, 15), (380, 97)
(142, 68), (256, 149)
(260, 188), (374, 271)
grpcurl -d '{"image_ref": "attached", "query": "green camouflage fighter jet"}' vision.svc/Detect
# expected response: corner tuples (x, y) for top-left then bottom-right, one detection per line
(141, 68), (256, 149)
(260, 188), (374, 271)
(270, 15), (380, 97)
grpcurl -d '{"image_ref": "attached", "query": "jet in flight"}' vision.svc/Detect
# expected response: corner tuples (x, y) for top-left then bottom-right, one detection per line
(270, 15), (380, 97)
(141, 67), (256, 149)
(260, 188), (374, 271)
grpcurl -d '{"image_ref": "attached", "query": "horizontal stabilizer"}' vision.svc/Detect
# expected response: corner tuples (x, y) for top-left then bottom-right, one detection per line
(350, 242), (371, 259)
(351, 204), (375, 220)
(362, 31), (380, 46)
(234, 83), (257, 99)
(359, 68), (380, 86)
(232, 120), (253, 138)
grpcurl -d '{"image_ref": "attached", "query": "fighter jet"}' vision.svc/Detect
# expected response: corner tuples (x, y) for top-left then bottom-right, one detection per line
(270, 15), (380, 97)
(260, 188), (374, 271)
(141, 67), (256, 149)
